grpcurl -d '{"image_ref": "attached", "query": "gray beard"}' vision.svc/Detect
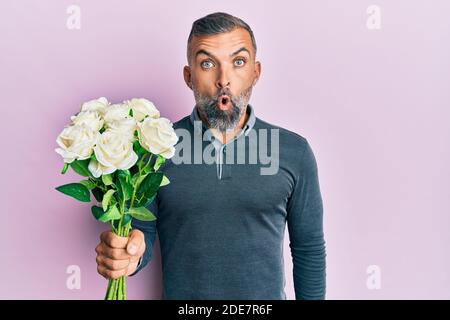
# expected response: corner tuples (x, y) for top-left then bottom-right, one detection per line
(193, 86), (252, 133)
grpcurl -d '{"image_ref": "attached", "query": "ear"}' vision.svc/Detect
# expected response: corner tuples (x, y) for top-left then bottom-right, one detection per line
(253, 60), (261, 86)
(183, 65), (193, 90)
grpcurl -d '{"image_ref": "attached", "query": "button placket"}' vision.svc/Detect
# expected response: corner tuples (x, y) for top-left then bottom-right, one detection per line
(214, 134), (241, 180)
(215, 143), (224, 180)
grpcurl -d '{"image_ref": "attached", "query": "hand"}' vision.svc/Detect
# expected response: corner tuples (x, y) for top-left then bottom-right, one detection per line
(95, 229), (146, 279)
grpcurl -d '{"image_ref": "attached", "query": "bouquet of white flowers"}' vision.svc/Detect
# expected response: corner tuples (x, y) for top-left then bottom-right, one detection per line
(55, 97), (178, 300)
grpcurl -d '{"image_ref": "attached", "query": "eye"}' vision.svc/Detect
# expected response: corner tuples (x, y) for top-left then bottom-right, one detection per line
(201, 60), (214, 69)
(234, 58), (246, 67)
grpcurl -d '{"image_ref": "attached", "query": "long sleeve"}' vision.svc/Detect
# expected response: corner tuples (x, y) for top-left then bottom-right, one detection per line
(286, 140), (326, 299)
(129, 195), (158, 276)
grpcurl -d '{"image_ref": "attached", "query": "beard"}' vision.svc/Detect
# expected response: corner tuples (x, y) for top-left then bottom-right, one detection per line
(193, 85), (253, 133)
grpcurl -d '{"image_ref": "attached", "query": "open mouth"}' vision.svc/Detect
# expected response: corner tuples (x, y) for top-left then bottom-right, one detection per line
(217, 95), (231, 111)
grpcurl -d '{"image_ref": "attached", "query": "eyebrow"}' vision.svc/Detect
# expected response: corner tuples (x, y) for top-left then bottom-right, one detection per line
(195, 47), (251, 60)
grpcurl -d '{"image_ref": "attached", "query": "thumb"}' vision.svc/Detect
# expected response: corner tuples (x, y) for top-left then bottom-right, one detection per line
(127, 229), (144, 255)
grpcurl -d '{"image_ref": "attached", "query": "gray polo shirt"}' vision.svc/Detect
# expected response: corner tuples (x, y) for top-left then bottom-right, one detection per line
(131, 104), (326, 300)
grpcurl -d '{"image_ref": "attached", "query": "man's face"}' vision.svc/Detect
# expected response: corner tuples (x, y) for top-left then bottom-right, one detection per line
(184, 27), (261, 132)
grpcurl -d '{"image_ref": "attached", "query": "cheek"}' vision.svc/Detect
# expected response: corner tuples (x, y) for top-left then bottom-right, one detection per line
(232, 71), (254, 91)
(192, 72), (217, 91)
(243, 67), (257, 83)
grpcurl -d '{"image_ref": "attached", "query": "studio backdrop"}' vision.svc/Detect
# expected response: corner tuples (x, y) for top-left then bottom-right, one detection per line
(0, 0), (449, 299)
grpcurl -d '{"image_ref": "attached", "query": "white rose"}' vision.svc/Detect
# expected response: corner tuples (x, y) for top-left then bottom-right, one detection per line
(55, 124), (99, 163)
(88, 159), (113, 179)
(88, 130), (138, 178)
(127, 98), (160, 122)
(80, 97), (109, 116)
(137, 117), (178, 159)
(70, 110), (104, 131)
(103, 103), (131, 124)
(106, 118), (137, 142)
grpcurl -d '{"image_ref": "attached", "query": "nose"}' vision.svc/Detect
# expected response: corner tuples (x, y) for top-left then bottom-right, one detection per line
(215, 67), (230, 89)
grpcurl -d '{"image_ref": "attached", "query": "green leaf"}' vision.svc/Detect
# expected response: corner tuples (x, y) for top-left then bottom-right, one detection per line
(135, 172), (162, 208)
(153, 155), (166, 171)
(91, 187), (103, 202)
(79, 179), (96, 190)
(137, 172), (163, 198)
(136, 193), (156, 208)
(61, 163), (69, 174)
(131, 172), (139, 185)
(160, 175), (170, 187)
(133, 140), (147, 155)
(112, 214), (132, 229)
(124, 169), (132, 182)
(91, 204), (121, 223)
(70, 159), (92, 177)
(102, 205), (121, 222)
(132, 172), (148, 189)
(116, 183), (123, 203)
(102, 189), (116, 211)
(142, 162), (151, 174)
(102, 174), (114, 186)
(55, 183), (90, 202)
(91, 205), (104, 221)
(129, 108), (134, 117)
(122, 214), (132, 227)
(117, 169), (132, 184)
(117, 170), (132, 201)
(127, 207), (156, 222)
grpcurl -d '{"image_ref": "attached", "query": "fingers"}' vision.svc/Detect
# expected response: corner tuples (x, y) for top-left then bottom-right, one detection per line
(97, 264), (127, 280)
(95, 245), (136, 279)
(125, 260), (139, 276)
(96, 255), (129, 271)
(95, 229), (146, 279)
(95, 242), (130, 260)
(137, 240), (146, 259)
(100, 231), (128, 249)
(128, 241), (145, 263)
(129, 234), (146, 262)
(126, 229), (145, 255)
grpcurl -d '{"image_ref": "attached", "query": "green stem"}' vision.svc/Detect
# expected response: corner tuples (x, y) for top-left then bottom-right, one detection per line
(123, 276), (127, 300)
(106, 278), (116, 300)
(105, 278), (112, 300)
(130, 154), (153, 211)
(118, 197), (125, 236)
(143, 154), (153, 172)
(117, 276), (123, 300)
(137, 153), (147, 175)
(105, 214), (131, 300)
(110, 220), (117, 234)
(89, 177), (107, 192)
(113, 279), (117, 300)
(129, 186), (137, 211)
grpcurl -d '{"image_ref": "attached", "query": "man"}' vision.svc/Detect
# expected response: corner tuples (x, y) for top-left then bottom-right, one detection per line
(95, 12), (326, 300)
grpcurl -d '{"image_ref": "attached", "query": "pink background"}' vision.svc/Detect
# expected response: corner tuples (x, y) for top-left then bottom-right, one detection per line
(1, 0), (449, 299)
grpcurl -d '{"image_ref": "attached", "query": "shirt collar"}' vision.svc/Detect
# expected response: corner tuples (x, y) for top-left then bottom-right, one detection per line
(189, 104), (256, 142)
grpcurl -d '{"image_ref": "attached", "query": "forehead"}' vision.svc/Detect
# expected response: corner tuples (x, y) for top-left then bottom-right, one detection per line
(190, 27), (254, 57)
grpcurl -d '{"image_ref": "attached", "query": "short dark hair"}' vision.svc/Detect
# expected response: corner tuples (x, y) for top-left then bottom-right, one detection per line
(187, 12), (257, 64)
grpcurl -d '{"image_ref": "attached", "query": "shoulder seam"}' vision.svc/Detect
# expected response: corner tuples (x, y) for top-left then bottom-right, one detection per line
(255, 117), (307, 143)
